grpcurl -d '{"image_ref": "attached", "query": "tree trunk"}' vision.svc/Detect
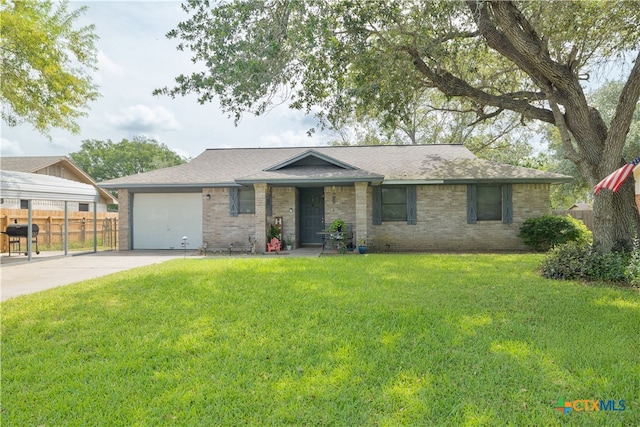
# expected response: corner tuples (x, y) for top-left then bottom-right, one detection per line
(592, 179), (640, 252)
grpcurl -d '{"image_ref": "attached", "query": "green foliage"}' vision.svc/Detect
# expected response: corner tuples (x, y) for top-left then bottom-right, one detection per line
(2, 255), (639, 425)
(518, 214), (592, 252)
(624, 238), (640, 287)
(541, 242), (631, 282)
(266, 224), (281, 241)
(328, 218), (345, 232)
(0, 0), (99, 135)
(69, 136), (187, 183)
(156, 0), (640, 141)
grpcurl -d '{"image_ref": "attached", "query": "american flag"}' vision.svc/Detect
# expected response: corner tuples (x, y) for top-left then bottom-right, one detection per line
(593, 156), (640, 195)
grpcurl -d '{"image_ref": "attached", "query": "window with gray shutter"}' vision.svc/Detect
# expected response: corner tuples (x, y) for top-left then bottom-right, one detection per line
(467, 185), (477, 224)
(468, 184), (512, 223)
(502, 184), (513, 224)
(372, 186), (382, 225)
(406, 186), (417, 225)
(229, 188), (238, 217)
(266, 187), (272, 217)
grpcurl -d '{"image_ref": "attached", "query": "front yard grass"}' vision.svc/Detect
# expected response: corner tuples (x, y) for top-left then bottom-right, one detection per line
(2, 254), (639, 426)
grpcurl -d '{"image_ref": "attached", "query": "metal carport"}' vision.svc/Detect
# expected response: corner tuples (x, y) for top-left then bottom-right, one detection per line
(0, 170), (100, 261)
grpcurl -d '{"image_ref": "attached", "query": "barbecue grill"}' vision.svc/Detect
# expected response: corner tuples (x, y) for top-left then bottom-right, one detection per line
(2, 223), (40, 256)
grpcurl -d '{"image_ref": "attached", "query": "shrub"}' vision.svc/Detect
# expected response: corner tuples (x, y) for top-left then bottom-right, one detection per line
(519, 214), (592, 251)
(624, 238), (640, 287)
(541, 242), (630, 282)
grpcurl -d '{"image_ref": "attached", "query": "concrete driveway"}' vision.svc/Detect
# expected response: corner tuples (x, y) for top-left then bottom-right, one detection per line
(0, 251), (184, 301)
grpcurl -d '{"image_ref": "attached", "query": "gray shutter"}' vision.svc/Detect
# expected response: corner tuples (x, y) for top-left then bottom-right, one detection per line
(502, 184), (513, 224)
(266, 187), (272, 217)
(406, 185), (417, 225)
(467, 184), (477, 224)
(229, 187), (238, 217)
(372, 186), (382, 225)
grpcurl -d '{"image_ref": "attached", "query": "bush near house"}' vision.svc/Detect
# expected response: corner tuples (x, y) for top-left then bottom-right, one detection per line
(518, 214), (591, 252)
(541, 241), (634, 283)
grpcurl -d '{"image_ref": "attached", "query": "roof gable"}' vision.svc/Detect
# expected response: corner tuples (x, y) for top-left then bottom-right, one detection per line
(265, 150), (357, 171)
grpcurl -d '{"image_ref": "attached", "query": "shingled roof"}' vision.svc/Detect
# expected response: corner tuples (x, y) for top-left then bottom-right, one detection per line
(1, 156), (69, 172)
(99, 145), (571, 189)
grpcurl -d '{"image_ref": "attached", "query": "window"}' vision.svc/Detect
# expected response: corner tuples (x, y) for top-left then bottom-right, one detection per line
(373, 186), (417, 225)
(476, 185), (502, 221)
(467, 184), (512, 224)
(20, 199), (28, 209)
(230, 187), (255, 216)
(382, 187), (407, 221)
(238, 188), (255, 214)
(79, 203), (90, 212)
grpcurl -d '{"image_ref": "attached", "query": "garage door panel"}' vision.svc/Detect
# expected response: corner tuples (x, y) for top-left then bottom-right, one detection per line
(133, 193), (202, 249)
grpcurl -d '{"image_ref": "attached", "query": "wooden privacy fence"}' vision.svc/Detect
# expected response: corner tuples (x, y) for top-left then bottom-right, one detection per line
(1, 209), (118, 253)
(552, 209), (594, 231)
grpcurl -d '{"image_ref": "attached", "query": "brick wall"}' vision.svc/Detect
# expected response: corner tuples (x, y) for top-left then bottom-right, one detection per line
(324, 186), (356, 230)
(202, 187), (255, 252)
(367, 183), (550, 252)
(201, 186), (299, 252)
(268, 187), (297, 247)
(118, 189), (130, 250)
(122, 183), (550, 253)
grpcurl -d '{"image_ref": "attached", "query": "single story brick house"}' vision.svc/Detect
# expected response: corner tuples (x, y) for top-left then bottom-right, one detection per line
(99, 145), (571, 252)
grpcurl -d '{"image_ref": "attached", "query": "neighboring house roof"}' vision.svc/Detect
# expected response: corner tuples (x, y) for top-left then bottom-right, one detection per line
(99, 145), (572, 189)
(0, 170), (99, 202)
(1, 156), (117, 204)
(569, 202), (592, 210)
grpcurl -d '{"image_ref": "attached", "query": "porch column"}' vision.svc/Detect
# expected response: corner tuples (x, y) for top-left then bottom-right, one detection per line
(354, 182), (368, 245)
(254, 183), (268, 253)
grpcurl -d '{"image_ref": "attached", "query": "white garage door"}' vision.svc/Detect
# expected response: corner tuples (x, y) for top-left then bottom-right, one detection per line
(133, 193), (203, 250)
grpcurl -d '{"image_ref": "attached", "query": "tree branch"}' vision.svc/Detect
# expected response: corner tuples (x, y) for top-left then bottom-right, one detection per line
(469, 107), (504, 126)
(602, 50), (640, 170)
(403, 45), (555, 124)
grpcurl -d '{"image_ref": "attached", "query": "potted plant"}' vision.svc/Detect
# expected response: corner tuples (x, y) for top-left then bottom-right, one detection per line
(358, 239), (367, 254)
(267, 225), (281, 242)
(286, 235), (293, 251)
(329, 218), (345, 232)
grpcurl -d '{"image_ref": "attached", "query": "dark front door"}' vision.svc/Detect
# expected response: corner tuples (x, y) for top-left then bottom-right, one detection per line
(299, 187), (324, 244)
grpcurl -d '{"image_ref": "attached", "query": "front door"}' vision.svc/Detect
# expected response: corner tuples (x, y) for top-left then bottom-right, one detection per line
(299, 187), (324, 244)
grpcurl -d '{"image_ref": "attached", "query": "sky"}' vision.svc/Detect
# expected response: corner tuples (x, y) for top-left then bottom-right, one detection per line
(0, 1), (332, 159)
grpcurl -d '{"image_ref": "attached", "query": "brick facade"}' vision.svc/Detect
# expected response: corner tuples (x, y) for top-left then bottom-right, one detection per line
(194, 184), (550, 252)
(120, 183), (550, 253)
(118, 189), (130, 251)
(366, 183), (549, 252)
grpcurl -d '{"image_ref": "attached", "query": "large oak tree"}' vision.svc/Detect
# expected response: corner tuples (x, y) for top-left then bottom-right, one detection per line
(157, 0), (640, 252)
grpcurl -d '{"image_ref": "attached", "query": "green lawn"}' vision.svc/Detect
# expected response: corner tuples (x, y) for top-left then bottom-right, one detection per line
(1, 254), (638, 426)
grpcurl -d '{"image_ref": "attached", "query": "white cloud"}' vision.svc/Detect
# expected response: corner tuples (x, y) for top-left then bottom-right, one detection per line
(96, 50), (124, 79)
(50, 136), (77, 151)
(0, 138), (23, 156)
(106, 105), (181, 133)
